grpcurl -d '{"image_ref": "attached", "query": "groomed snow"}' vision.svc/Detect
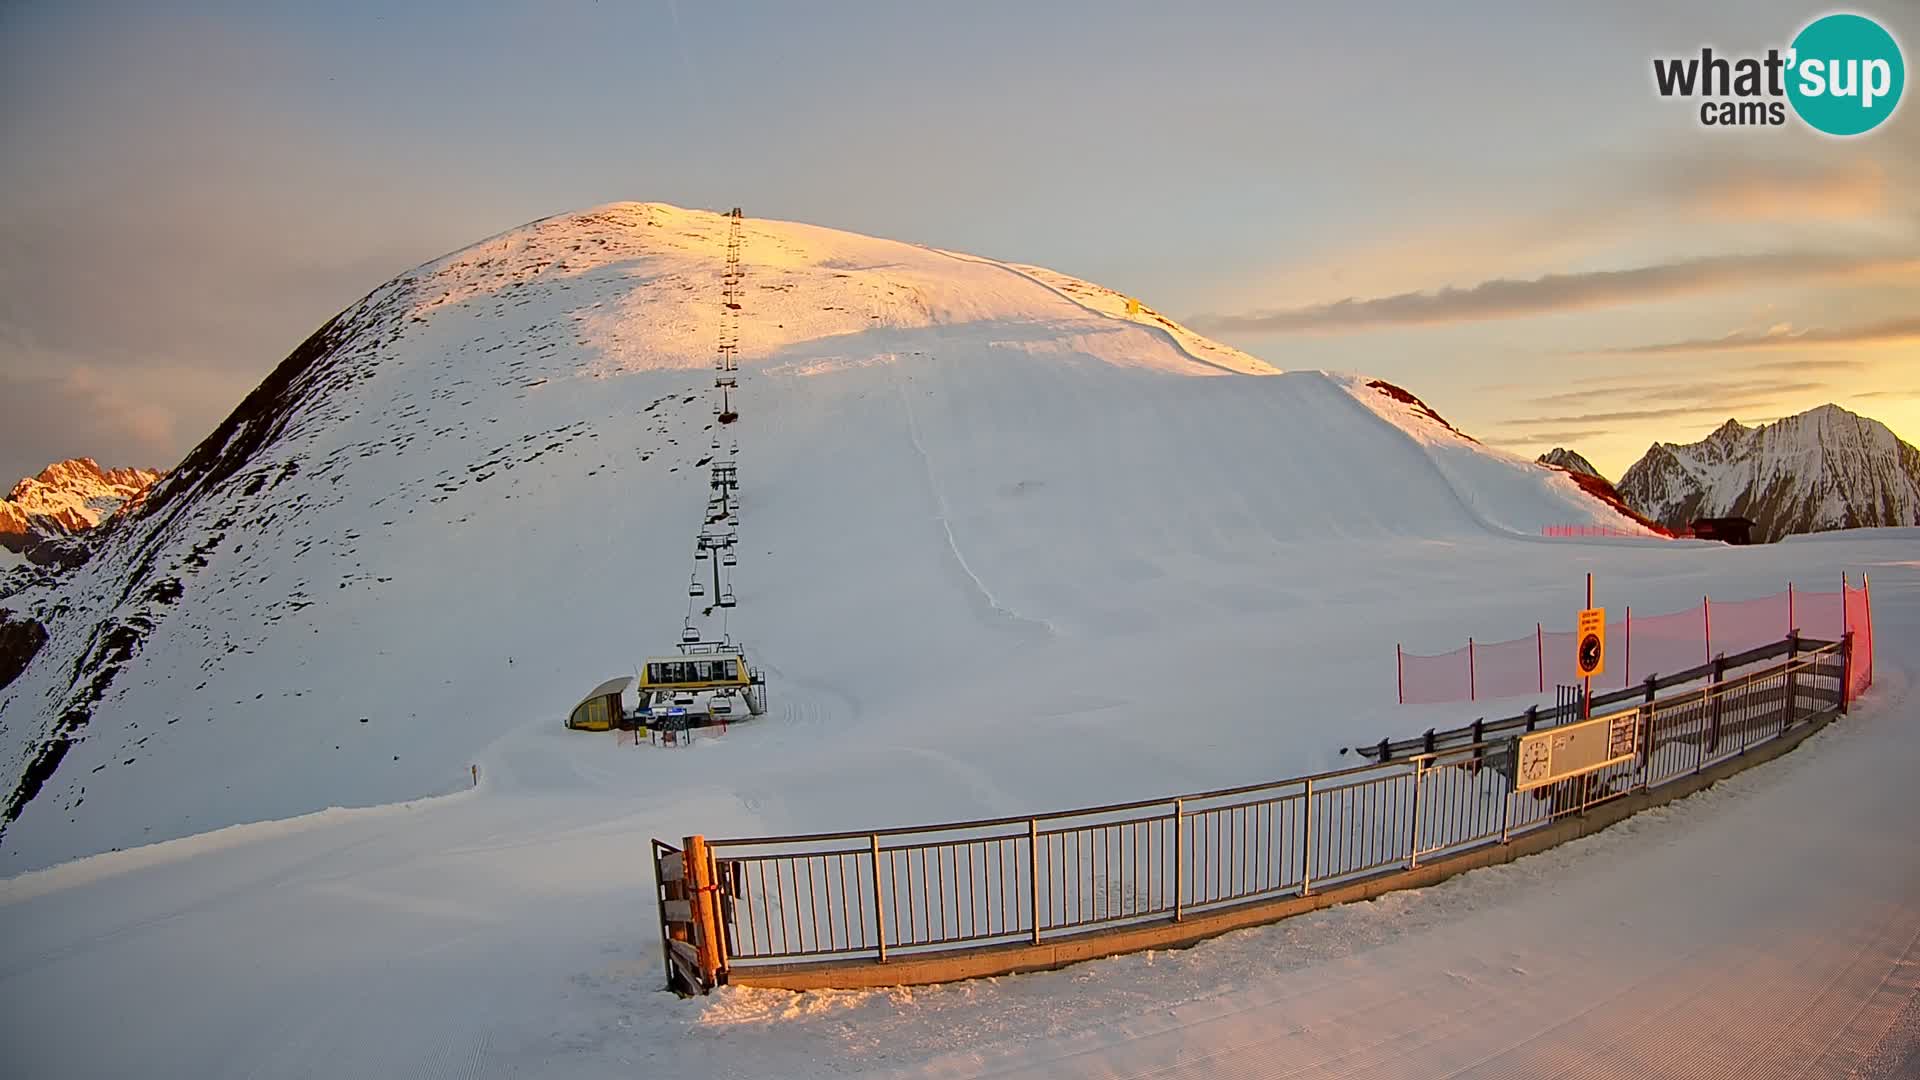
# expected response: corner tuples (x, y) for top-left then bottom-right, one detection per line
(1, 204), (1646, 872)
(0, 535), (1911, 1078)
(0, 205), (1909, 1076)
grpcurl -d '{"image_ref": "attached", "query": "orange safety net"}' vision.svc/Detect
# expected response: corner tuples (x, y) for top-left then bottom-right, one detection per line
(1398, 584), (1868, 705)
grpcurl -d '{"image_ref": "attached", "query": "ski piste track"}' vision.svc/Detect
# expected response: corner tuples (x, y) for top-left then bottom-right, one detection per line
(0, 204), (1912, 1076)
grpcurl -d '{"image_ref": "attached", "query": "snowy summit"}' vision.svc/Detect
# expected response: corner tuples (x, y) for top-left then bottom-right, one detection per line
(1, 202), (1659, 871)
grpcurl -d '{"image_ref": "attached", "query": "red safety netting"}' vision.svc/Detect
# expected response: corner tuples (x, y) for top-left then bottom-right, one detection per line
(1399, 642), (1472, 704)
(1797, 588), (1847, 642)
(1473, 633), (1544, 700)
(1397, 584), (1869, 705)
(1846, 582), (1874, 700)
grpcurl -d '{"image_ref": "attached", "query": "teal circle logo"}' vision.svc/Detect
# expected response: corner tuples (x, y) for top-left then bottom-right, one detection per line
(1787, 13), (1905, 136)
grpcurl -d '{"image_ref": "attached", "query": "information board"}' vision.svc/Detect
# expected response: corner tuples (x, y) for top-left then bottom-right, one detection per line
(1513, 707), (1639, 791)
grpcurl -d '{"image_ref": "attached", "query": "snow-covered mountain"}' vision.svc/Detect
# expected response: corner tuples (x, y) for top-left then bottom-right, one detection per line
(0, 202), (1659, 870)
(0, 459), (164, 570)
(1536, 447), (1601, 479)
(1618, 406), (1920, 542)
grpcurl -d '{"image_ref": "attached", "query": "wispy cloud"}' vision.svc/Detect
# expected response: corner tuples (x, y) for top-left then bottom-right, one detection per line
(1599, 316), (1920, 355)
(1484, 428), (1612, 447)
(1190, 252), (1916, 333)
(1523, 379), (1829, 410)
(1494, 404), (1763, 427)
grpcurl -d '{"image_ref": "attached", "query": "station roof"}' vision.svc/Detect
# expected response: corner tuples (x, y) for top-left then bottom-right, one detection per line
(573, 676), (634, 713)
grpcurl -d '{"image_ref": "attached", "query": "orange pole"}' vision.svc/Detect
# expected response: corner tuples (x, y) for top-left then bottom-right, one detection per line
(1864, 573), (1874, 689)
(684, 835), (725, 989)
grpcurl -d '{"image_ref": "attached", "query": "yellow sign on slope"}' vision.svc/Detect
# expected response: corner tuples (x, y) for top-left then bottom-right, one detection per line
(1576, 606), (1606, 678)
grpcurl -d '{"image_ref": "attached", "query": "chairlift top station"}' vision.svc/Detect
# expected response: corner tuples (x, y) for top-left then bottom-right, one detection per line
(566, 207), (768, 734)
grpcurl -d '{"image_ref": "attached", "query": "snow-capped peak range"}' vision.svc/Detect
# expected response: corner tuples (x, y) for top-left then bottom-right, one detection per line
(0, 202), (1657, 870)
(0, 459), (164, 568)
(1618, 404), (1920, 542)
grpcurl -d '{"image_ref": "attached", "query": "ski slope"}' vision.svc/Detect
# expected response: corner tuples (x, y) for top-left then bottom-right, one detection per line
(0, 535), (1911, 1078)
(0, 203), (1645, 872)
(1, 204), (1909, 1077)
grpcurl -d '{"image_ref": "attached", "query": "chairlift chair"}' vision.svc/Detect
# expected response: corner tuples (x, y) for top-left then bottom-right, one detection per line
(721, 551), (738, 567)
(718, 590), (737, 609)
(681, 621), (700, 644)
(689, 578), (706, 598)
(695, 545), (710, 561)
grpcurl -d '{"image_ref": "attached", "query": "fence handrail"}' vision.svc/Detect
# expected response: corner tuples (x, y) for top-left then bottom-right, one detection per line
(1355, 635), (1837, 761)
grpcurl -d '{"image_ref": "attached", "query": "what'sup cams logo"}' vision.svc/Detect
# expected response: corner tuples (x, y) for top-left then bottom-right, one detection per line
(1654, 12), (1904, 135)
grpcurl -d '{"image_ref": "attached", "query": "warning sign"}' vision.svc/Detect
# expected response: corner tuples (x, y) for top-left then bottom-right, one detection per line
(1513, 707), (1639, 792)
(1576, 606), (1606, 678)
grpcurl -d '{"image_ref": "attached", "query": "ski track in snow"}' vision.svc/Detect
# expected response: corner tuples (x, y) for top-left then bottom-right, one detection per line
(894, 368), (1056, 640)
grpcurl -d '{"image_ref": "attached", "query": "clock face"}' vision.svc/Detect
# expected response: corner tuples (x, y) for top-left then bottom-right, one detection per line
(1519, 740), (1552, 786)
(1579, 633), (1603, 676)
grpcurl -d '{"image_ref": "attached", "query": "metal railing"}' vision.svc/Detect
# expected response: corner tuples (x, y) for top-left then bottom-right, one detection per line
(667, 638), (1849, 980)
(1357, 631), (1829, 762)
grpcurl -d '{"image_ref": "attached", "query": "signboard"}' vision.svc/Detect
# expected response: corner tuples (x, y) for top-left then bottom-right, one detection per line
(1575, 606), (1607, 678)
(1513, 707), (1639, 791)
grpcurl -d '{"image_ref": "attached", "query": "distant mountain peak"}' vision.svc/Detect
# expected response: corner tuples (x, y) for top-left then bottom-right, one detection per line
(0, 458), (165, 568)
(1536, 447), (1602, 480)
(1618, 404), (1920, 541)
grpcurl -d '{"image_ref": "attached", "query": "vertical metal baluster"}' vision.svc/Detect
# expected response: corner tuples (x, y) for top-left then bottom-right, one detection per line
(1027, 819), (1041, 943)
(868, 836), (886, 963)
(1301, 780), (1314, 895)
(1408, 760), (1424, 868)
(890, 850), (902, 948)
(807, 855), (821, 952)
(1173, 798), (1185, 922)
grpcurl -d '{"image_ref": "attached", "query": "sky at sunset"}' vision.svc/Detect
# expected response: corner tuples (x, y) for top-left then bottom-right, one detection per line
(2, 0), (1915, 484)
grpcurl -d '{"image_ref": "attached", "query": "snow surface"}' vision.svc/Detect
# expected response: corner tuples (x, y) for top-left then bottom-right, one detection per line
(0, 533), (1912, 1078)
(1, 204), (1910, 1076)
(1, 203), (1640, 871)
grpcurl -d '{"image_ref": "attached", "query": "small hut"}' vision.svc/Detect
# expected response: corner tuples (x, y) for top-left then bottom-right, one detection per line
(1689, 517), (1756, 545)
(566, 676), (634, 731)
